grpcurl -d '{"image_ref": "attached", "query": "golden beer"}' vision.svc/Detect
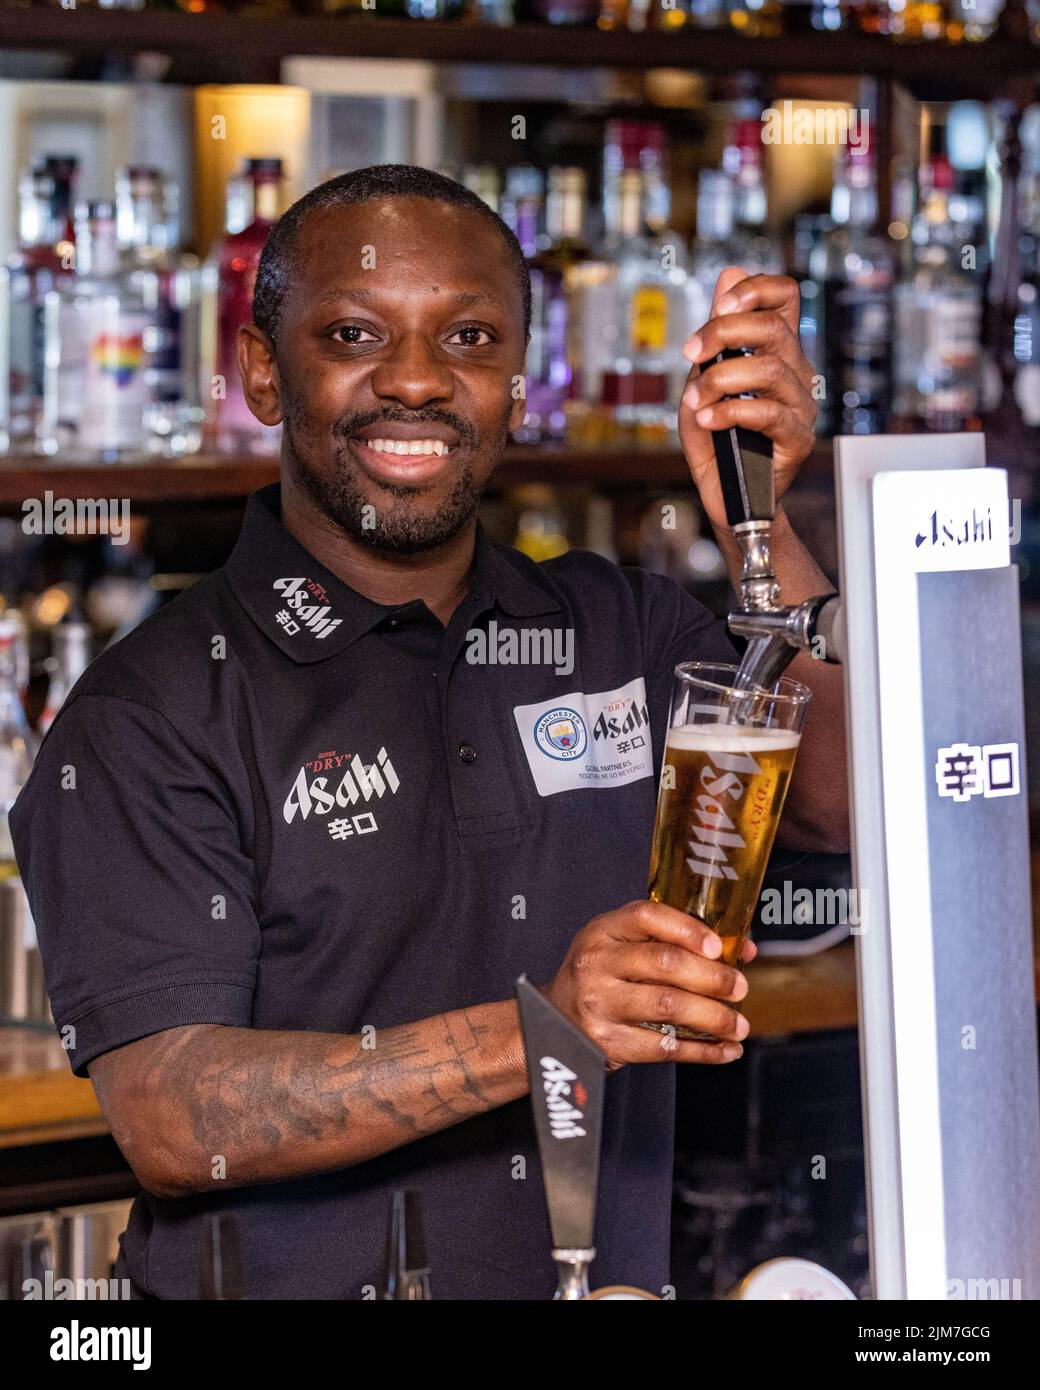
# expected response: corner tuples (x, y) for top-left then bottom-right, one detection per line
(646, 723), (801, 1041)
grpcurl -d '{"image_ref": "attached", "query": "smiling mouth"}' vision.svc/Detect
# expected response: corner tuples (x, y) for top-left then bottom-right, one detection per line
(359, 437), (455, 458)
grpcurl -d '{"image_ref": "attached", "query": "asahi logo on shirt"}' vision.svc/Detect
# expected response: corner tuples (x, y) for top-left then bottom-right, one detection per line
(540, 1056), (588, 1140)
(514, 677), (654, 798)
(272, 576), (343, 640)
(591, 693), (650, 743)
(283, 747), (400, 841)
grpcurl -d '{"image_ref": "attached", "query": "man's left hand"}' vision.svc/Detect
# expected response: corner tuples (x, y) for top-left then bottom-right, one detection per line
(679, 266), (818, 532)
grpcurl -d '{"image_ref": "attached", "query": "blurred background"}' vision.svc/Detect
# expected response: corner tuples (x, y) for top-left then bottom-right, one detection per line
(0, 0), (1037, 1300)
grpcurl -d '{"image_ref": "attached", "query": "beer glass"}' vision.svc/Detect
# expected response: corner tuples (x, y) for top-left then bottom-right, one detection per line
(645, 662), (811, 1043)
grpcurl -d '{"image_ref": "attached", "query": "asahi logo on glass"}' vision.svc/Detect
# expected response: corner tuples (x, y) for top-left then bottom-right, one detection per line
(540, 1056), (587, 1140)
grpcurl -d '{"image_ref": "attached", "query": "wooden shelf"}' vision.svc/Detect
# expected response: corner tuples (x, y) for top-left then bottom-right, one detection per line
(0, 10), (1037, 92)
(0, 443), (839, 507)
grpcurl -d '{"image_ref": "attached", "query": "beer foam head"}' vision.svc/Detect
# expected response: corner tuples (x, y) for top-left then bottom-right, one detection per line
(665, 723), (801, 754)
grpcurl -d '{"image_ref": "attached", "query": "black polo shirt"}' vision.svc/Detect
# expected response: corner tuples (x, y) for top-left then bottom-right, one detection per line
(11, 483), (736, 1301)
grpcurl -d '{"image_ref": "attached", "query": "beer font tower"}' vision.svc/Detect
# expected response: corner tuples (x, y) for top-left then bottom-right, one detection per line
(835, 434), (1040, 1301)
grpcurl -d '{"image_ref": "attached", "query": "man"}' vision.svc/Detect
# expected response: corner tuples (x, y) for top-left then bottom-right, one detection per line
(12, 165), (848, 1300)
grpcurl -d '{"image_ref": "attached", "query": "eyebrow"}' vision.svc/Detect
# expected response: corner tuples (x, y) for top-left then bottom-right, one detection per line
(314, 287), (503, 311)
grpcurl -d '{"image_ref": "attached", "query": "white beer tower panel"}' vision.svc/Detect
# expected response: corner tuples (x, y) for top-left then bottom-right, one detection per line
(835, 435), (1040, 1302)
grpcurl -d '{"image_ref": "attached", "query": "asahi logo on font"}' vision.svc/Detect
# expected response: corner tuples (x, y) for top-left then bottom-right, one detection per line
(540, 1056), (587, 1140)
(914, 506), (993, 550)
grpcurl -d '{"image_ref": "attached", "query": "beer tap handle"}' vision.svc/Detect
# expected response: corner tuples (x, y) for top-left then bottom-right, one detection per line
(516, 976), (605, 1299)
(383, 1189), (431, 1300)
(199, 1212), (246, 1300)
(709, 348), (775, 529)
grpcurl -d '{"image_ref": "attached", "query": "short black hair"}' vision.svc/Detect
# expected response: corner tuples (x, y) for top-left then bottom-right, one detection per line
(252, 163), (531, 345)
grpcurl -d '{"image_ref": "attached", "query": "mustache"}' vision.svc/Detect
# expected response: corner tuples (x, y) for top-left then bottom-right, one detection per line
(333, 405), (480, 451)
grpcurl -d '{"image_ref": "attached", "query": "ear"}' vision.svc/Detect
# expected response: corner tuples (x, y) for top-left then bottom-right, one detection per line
(508, 339), (530, 434)
(237, 323), (283, 427)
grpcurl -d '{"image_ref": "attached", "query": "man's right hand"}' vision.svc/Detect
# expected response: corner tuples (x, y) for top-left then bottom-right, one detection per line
(543, 900), (752, 1071)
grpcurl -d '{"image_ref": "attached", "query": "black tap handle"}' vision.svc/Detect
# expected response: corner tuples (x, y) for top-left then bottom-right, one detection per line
(709, 347), (775, 528)
(383, 1189), (431, 1300)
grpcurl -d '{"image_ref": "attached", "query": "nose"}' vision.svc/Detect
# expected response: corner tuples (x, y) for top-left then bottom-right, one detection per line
(368, 330), (454, 411)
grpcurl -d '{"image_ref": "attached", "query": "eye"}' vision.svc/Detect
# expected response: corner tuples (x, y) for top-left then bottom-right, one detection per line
(331, 324), (380, 346)
(447, 325), (495, 347)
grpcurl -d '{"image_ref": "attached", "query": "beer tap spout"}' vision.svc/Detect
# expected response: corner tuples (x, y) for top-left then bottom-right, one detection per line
(726, 521), (845, 691)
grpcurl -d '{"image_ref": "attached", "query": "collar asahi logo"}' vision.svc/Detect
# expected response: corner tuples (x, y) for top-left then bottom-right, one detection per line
(273, 576), (343, 640)
(283, 747), (400, 824)
(540, 1056), (588, 1140)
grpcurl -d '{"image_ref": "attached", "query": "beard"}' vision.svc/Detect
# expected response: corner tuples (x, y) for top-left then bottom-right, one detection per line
(281, 390), (512, 556)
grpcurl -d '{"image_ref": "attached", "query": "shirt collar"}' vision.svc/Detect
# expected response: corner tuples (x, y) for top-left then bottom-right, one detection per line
(224, 483), (563, 664)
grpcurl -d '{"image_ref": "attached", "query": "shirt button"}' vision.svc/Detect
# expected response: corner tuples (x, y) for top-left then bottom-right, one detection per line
(458, 743), (477, 764)
(387, 618), (399, 629)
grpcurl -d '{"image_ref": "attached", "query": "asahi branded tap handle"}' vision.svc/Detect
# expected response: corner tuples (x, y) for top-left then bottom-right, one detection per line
(516, 975), (605, 1300)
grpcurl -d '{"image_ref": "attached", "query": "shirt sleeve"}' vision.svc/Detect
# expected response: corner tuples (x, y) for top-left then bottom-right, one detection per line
(621, 564), (739, 677)
(9, 693), (260, 1078)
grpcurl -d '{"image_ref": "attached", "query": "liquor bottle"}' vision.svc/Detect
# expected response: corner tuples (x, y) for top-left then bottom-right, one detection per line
(790, 212), (834, 413)
(1015, 131), (1040, 427)
(810, 139), (896, 435)
(597, 0), (691, 28)
(0, 160), (78, 454)
(406, 0), (466, 16)
(41, 201), (155, 461)
(687, 170), (745, 330)
(511, 486), (570, 561)
(726, 0), (784, 35)
(893, 155), (984, 431)
(782, 0), (849, 28)
(519, 0), (599, 20)
(463, 164), (502, 213)
(886, 0), (946, 39)
(500, 164), (545, 260)
(519, 168), (589, 445)
(850, 0), (890, 29)
(1013, 273), (1040, 428)
(0, 614), (34, 881)
(37, 613), (92, 737)
(725, 118), (784, 273)
(945, 0), (1002, 39)
(117, 167), (203, 457)
(604, 168), (690, 443)
(213, 158), (285, 456)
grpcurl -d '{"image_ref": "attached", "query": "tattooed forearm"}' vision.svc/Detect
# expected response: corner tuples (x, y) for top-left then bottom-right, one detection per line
(87, 1002), (529, 1198)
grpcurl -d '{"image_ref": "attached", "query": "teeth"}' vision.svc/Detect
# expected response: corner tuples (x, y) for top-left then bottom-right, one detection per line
(365, 438), (451, 457)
